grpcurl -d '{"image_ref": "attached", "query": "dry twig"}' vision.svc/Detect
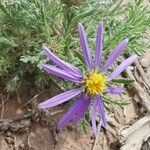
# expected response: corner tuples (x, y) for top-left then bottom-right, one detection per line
(135, 60), (150, 90)
(92, 122), (102, 150)
(124, 67), (150, 112)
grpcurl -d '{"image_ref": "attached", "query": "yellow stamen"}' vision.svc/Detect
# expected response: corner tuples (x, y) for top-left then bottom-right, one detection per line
(85, 73), (106, 95)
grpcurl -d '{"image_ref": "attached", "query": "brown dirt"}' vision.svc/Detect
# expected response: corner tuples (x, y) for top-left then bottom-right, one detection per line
(0, 82), (94, 150)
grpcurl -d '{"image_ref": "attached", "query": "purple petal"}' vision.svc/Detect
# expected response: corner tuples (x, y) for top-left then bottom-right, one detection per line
(107, 55), (137, 80)
(38, 88), (83, 109)
(107, 87), (124, 94)
(95, 21), (103, 68)
(78, 23), (93, 69)
(102, 39), (129, 72)
(92, 99), (98, 136)
(43, 46), (83, 78)
(71, 96), (91, 125)
(57, 95), (85, 128)
(96, 95), (107, 127)
(42, 64), (82, 83)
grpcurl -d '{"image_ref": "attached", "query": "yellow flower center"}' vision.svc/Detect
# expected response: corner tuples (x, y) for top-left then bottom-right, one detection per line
(85, 73), (106, 95)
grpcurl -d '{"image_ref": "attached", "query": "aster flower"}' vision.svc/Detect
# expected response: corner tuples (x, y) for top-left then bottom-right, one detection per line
(38, 21), (137, 136)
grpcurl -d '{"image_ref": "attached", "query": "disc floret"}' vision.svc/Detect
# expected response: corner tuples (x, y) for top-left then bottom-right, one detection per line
(85, 73), (106, 95)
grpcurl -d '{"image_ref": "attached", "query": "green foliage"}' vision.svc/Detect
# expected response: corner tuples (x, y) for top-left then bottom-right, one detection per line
(0, 0), (62, 91)
(0, 0), (150, 92)
(79, 0), (150, 57)
(111, 78), (135, 84)
(104, 96), (130, 110)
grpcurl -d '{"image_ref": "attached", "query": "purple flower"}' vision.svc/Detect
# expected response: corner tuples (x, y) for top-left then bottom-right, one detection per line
(38, 21), (137, 136)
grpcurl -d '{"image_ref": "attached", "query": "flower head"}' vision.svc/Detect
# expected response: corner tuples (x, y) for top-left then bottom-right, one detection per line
(38, 21), (137, 136)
